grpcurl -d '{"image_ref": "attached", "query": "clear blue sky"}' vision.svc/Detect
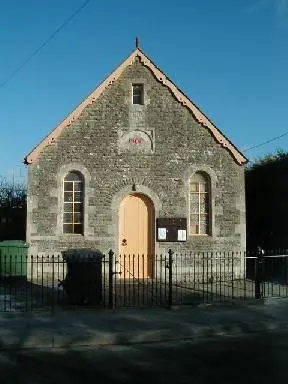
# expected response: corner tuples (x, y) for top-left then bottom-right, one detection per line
(1, 0), (288, 183)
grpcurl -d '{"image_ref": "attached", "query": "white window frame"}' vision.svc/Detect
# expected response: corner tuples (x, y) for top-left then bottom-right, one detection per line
(189, 172), (211, 236)
(63, 171), (84, 234)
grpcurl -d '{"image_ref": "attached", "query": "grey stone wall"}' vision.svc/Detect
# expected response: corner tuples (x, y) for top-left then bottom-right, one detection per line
(26, 59), (246, 259)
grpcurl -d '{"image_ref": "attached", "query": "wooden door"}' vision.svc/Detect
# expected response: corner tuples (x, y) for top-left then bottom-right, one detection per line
(119, 193), (155, 278)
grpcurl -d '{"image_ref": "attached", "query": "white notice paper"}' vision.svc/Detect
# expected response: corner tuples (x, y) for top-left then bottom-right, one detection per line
(178, 230), (187, 241)
(158, 228), (167, 240)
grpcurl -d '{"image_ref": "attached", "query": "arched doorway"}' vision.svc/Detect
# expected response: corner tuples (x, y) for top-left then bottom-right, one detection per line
(118, 193), (155, 278)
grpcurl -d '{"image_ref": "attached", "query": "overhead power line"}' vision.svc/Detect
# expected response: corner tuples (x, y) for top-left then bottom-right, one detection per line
(243, 130), (288, 152)
(0, 0), (92, 90)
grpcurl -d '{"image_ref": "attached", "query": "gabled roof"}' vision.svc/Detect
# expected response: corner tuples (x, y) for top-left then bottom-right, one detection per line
(24, 47), (248, 165)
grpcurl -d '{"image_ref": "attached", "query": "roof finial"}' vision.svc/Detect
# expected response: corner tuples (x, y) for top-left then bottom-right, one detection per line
(135, 37), (140, 49)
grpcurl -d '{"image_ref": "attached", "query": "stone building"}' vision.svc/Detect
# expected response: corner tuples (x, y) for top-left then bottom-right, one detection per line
(24, 44), (247, 279)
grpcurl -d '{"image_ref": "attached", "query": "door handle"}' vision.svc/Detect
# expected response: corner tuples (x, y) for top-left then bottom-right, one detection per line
(122, 238), (127, 246)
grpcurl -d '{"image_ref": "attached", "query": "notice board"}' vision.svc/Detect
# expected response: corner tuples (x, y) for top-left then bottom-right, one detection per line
(156, 218), (187, 242)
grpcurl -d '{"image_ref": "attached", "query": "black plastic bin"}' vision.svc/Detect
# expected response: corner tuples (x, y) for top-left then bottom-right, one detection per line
(60, 249), (103, 305)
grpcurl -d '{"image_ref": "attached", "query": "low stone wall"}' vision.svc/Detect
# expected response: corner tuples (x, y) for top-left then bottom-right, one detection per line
(25, 252), (246, 286)
(171, 253), (245, 284)
(27, 255), (67, 285)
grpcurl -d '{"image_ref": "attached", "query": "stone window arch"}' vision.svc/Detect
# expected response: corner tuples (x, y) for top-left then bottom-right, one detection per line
(189, 171), (211, 236)
(63, 171), (84, 234)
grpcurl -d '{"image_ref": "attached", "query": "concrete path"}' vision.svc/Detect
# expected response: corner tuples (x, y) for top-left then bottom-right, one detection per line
(1, 298), (288, 350)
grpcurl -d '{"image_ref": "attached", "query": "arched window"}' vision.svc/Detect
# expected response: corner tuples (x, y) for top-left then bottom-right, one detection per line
(63, 171), (84, 234)
(189, 172), (211, 235)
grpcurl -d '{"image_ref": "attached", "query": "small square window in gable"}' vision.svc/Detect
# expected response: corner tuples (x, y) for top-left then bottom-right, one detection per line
(132, 84), (144, 105)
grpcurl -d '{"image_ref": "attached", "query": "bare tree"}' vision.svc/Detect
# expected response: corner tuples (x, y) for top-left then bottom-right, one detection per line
(0, 175), (26, 208)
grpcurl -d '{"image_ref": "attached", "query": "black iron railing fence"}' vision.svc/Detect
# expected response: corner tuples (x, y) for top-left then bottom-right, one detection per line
(1, 249), (288, 312)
